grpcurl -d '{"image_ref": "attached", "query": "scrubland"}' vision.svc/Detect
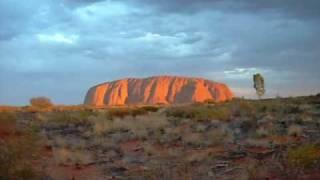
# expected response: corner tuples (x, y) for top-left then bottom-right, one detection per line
(1, 94), (320, 179)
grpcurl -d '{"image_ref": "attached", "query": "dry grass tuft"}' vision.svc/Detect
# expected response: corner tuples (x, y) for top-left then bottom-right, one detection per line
(90, 114), (169, 138)
(288, 144), (320, 170)
(288, 124), (303, 137)
(206, 127), (234, 146)
(53, 147), (94, 165)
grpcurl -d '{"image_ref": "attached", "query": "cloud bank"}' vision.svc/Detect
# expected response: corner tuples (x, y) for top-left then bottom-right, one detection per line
(0, 0), (319, 105)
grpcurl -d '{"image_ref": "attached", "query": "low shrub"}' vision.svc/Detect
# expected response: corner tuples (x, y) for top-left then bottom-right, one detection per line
(108, 108), (131, 119)
(91, 114), (169, 138)
(78, 110), (97, 120)
(287, 144), (320, 169)
(53, 147), (93, 166)
(287, 105), (303, 114)
(240, 119), (258, 135)
(130, 108), (148, 118)
(48, 110), (97, 125)
(182, 133), (204, 146)
(0, 112), (18, 137)
(255, 127), (269, 138)
(30, 97), (53, 109)
(165, 107), (187, 118)
(203, 99), (217, 104)
(166, 105), (231, 121)
(206, 127), (234, 145)
(245, 138), (271, 148)
(230, 100), (256, 118)
(0, 112), (16, 125)
(140, 106), (160, 112)
(51, 112), (74, 123)
(105, 106), (160, 120)
(287, 124), (303, 137)
(0, 116), (42, 179)
(0, 106), (20, 112)
(196, 106), (231, 121)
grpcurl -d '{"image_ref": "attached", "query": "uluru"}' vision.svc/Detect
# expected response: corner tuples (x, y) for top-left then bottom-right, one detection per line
(84, 76), (233, 106)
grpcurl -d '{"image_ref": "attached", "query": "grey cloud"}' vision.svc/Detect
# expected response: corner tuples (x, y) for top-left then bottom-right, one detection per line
(64, 0), (107, 8)
(0, 0), (34, 40)
(129, 0), (320, 19)
(0, 0), (72, 41)
(0, 0), (319, 105)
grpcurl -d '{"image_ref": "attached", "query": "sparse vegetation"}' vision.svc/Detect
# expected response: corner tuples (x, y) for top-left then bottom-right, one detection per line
(166, 104), (231, 121)
(53, 147), (93, 166)
(0, 112), (42, 179)
(1, 94), (320, 179)
(106, 106), (154, 119)
(288, 144), (320, 170)
(0, 111), (17, 127)
(91, 113), (169, 138)
(207, 127), (234, 145)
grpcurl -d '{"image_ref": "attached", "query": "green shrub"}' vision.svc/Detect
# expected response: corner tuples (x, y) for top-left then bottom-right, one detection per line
(287, 144), (320, 169)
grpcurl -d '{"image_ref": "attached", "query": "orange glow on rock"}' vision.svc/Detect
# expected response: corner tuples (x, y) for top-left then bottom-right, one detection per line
(84, 76), (234, 106)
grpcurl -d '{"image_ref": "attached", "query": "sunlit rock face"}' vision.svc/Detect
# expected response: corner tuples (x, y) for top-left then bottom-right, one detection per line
(84, 76), (234, 106)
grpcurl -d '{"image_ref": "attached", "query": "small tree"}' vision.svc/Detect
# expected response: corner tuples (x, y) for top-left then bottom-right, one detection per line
(253, 73), (265, 99)
(30, 97), (53, 108)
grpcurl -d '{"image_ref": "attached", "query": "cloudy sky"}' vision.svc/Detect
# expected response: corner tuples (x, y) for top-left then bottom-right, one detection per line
(1, 0), (319, 105)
